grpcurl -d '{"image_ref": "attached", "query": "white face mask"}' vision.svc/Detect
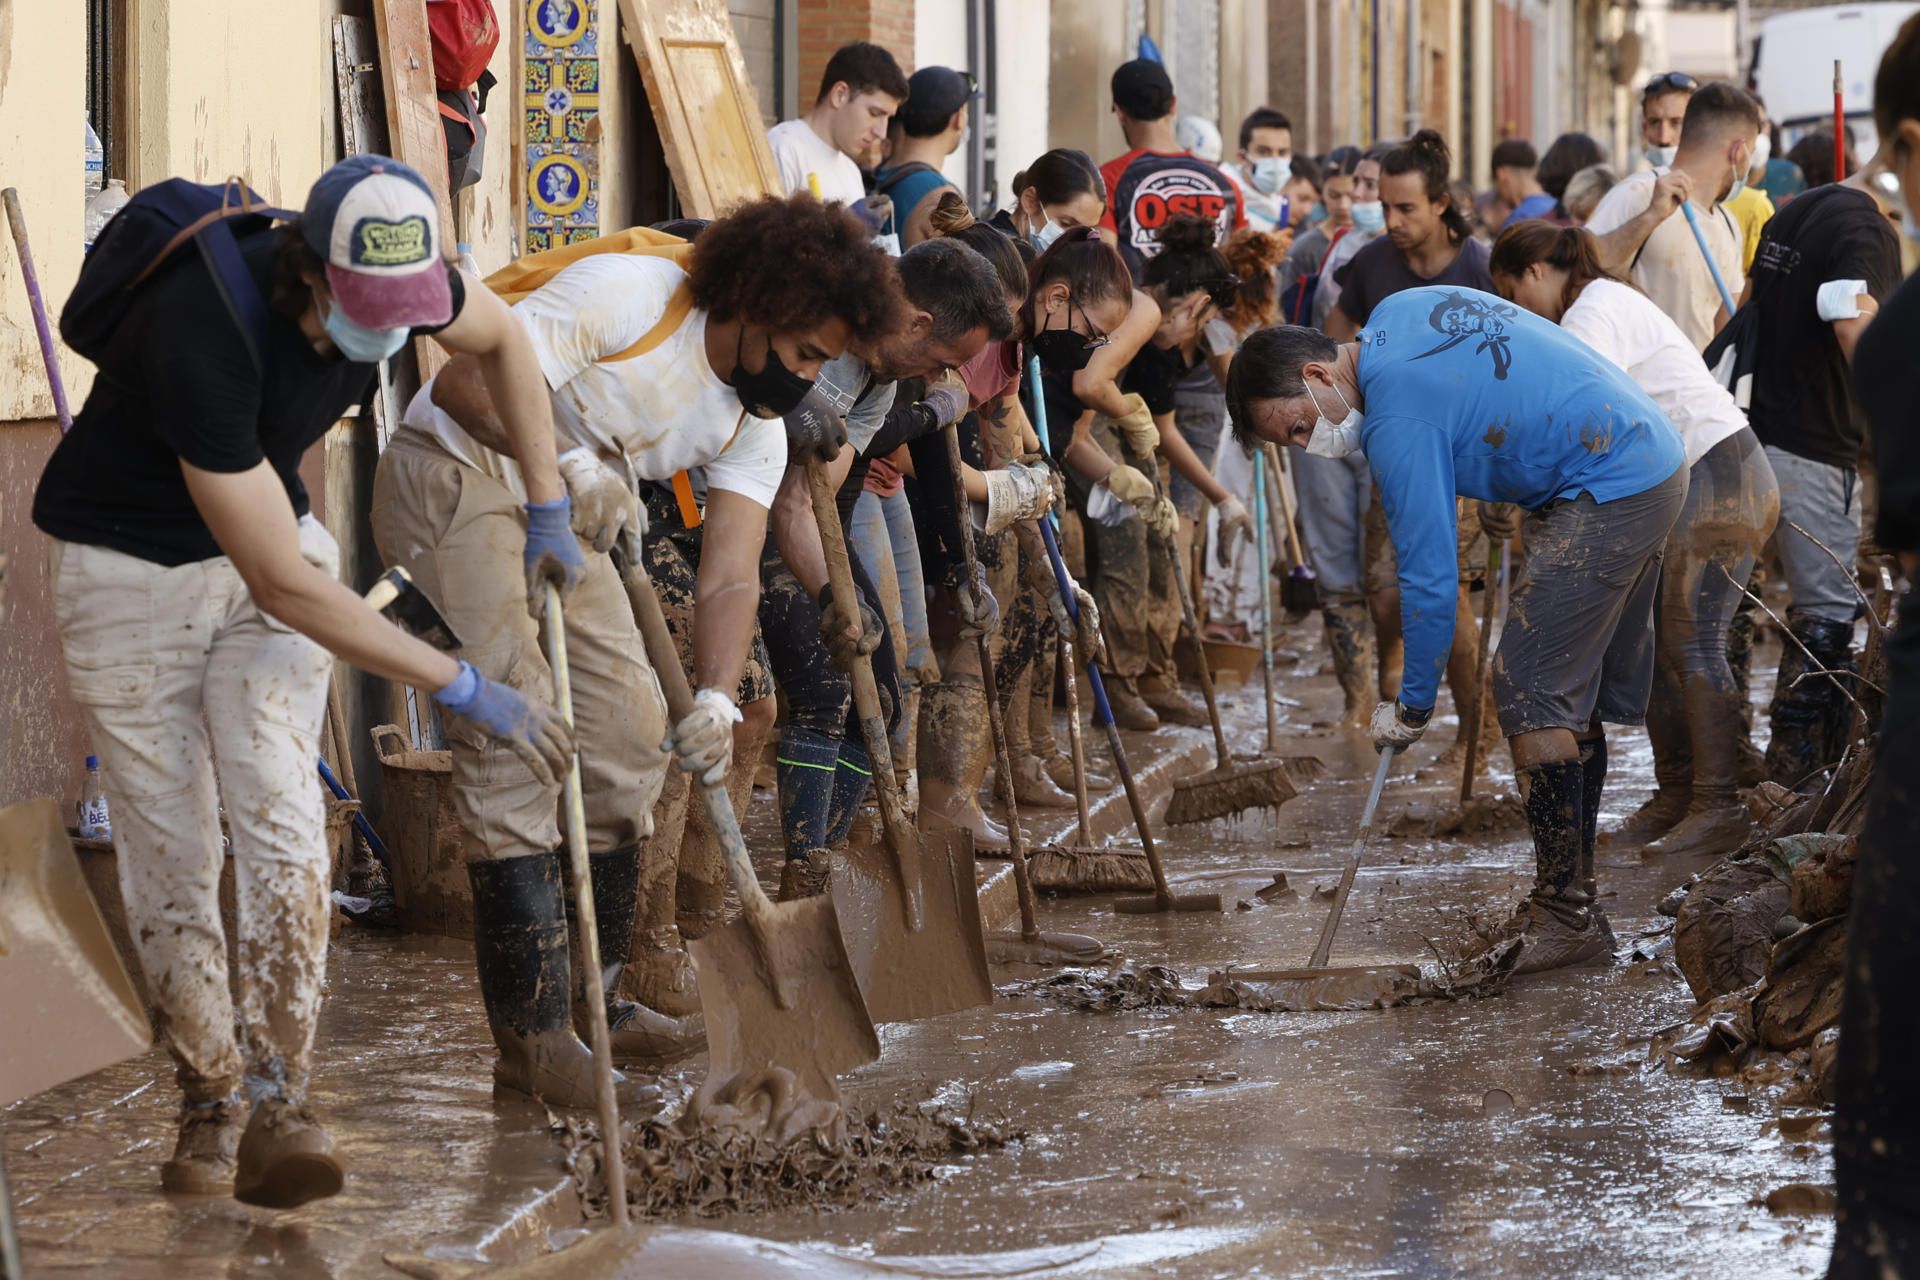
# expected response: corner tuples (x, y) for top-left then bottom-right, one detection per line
(1030, 215), (1064, 253)
(1750, 134), (1771, 170)
(1303, 380), (1364, 459)
(1250, 154), (1290, 196)
(1646, 144), (1677, 171)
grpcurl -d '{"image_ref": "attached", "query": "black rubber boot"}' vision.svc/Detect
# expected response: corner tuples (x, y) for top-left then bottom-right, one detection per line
(1513, 759), (1610, 975)
(1576, 737), (1614, 949)
(1765, 612), (1857, 790)
(468, 854), (609, 1109)
(566, 844), (705, 1065)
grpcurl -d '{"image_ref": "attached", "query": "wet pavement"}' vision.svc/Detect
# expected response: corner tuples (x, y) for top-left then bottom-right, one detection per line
(3, 631), (1832, 1278)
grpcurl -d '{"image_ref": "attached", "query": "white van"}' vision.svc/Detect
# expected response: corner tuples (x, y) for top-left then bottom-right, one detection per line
(1749, 2), (1919, 161)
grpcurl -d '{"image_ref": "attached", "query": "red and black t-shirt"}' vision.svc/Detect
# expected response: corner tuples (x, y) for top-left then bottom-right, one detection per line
(1098, 148), (1246, 280)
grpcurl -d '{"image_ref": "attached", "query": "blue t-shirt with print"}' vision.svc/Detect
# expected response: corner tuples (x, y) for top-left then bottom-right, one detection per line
(1354, 285), (1684, 713)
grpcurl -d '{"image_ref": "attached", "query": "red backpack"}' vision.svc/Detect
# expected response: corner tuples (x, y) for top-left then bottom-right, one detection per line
(426, 0), (499, 91)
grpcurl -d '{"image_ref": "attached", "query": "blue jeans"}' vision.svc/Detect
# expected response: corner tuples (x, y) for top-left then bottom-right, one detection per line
(851, 489), (932, 753)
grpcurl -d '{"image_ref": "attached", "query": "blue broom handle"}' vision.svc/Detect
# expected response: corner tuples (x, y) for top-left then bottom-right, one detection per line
(1679, 201), (1737, 317)
(317, 756), (392, 871)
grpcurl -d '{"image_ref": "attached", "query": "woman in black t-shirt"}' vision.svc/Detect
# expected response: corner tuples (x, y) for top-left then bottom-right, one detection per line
(32, 157), (574, 1209)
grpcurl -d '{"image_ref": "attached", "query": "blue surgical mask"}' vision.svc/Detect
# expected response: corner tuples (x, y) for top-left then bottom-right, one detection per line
(1349, 200), (1385, 234)
(1646, 144), (1677, 171)
(1727, 147), (1750, 201)
(1306, 201), (1329, 225)
(1250, 155), (1289, 196)
(1030, 217), (1065, 253)
(322, 299), (409, 363)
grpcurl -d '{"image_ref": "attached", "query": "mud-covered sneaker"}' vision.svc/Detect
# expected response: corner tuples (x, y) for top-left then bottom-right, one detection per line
(606, 996), (706, 1062)
(1601, 789), (1690, 848)
(1137, 675), (1209, 728)
(1643, 805), (1752, 859)
(1044, 752), (1114, 794)
(233, 1099), (344, 1209)
(160, 1098), (245, 1195)
(1511, 899), (1613, 975)
(777, 848), (833, 902)
(1103, 680), (1160, 732)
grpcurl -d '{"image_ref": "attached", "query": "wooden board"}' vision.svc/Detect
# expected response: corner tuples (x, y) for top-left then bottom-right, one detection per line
(616, 0), (782, 218)
(370, 0), (454, 378)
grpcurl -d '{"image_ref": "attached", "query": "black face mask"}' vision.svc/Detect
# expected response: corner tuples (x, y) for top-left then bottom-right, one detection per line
(1030, 303), (1098, 373)
(731, 329), (816, 418)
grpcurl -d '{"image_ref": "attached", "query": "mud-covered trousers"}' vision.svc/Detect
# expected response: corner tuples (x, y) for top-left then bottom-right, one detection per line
(372, 430), (671, 862)
(51, 519), (339, 1106)
(1084, 418), (1180, 682)
(1830, 600), (1920, 1276)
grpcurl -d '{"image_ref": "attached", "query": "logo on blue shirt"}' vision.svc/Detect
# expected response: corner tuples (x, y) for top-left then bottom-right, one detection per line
(1411, 291), (1520, 381)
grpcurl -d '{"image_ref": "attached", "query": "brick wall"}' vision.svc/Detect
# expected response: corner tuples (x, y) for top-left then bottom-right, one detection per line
(797, 0), (916, 105)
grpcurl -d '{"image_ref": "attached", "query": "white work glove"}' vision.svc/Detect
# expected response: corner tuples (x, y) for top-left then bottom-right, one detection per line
(979, 461), (1055, 535)
(1045, 579), (1103, 662)
(665, 687), (742, 787)
(955, 561), (1001, 641)
(1815, 279), (1871, 322)
(1085, 463), (1155, 528)
(1214, 493), (1251, 567)
(557, 447), (642, 554)
(1144, 495), (1180, 542)
(1111, 393), (1160, 458)
(1369, 700), (1429, 753)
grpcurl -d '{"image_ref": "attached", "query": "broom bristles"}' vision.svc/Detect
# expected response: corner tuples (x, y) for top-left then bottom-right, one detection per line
(1165, 757), (1316, 826)
(1028, 844), (1156, 894)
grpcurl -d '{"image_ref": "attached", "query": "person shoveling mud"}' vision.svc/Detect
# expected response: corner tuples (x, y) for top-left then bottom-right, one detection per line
(1230, 277), (1687, 976)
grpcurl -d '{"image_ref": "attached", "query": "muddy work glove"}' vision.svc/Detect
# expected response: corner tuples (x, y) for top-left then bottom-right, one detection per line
(1477, 501), (1519, 543)
(666, 687), (743, 787)
(1045, 578), (1103, 661)
(434, 661), (575, 786)
(817, 582), (883, 673)
(522, 494), (589, 616)
(921, 375), (969, 429)
(955, 562), (1001, 641)
(782, 387), (847, 464)
(1144, 495), (1180, 543)
(978, 461), (1055, 535)
(1086, 463), (1154, 527)
(557, 447), (641, 554)
(1369, 700), (1431, 753)
(1111, 393), (1160, 458)
(1213, 493), (1251, 567)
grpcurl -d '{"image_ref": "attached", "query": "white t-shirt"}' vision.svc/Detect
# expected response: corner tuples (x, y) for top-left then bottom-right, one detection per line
(404, 255), (786, 507)
(768, 118), (867, 204)
(1583, 171), (1743, 354)
(1558, 278), (1746, 468)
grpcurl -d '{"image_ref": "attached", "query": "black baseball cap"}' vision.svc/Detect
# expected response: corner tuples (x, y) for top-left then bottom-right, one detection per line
(899, 66), (980, 136)
(1112, 58), (1175, 121)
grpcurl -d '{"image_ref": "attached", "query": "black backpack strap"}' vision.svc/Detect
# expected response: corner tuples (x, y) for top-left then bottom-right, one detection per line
(874, 161), (938, 196)
(193, 208), (292, 378)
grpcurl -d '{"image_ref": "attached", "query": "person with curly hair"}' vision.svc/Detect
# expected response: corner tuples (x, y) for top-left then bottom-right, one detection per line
(371, 193), (903, 1108)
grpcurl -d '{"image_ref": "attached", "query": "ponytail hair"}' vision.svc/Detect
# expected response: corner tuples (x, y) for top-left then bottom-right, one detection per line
(1018, 227), (1132, 337)
(1011, 148), (1105, 211)
(1488, 220), (1619, 311)
(929, 190), (1028, 300)
(1380, 128), (1470, 244)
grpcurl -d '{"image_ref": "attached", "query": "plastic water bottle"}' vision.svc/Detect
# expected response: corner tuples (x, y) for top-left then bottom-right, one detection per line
(455, 241), (483, 279)
(85, 178), (129, 251)
(78, 756), (111, 841)
(84, 115), (104, 199)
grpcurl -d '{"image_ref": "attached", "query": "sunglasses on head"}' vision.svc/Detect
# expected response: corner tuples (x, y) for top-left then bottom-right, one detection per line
(1642, 71), (1697, 100)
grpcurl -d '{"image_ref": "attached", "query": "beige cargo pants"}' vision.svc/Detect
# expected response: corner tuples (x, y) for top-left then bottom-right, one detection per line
(371, 430), (669, 862)
(51, 518), (339, 1105)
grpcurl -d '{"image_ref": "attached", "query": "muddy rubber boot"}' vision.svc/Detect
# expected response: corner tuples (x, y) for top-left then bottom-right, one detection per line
(1137, 672), (1209, 728)
(233, 1098), (344, 1209)
(1047, 750), (1115, 793)
(568, 845), (704, 1064)
(1601, 788), (1690, 849)
(778, 847), (834, 902)
(997, 756), (1077, 808)
(1764, 612), (1856, 790)
(918, 681), (1011, 853)
(468, 854), (609, 1110)
(1576, 737), (1614, 950)
(1102, 677), (1161, 731)
(160, 1097), (246, 1195)
(1322, 600), (1376, 729)
(624, 832), (703, 1020)
(1512, 759), (1611, 975)
(823, 740), (875, 848)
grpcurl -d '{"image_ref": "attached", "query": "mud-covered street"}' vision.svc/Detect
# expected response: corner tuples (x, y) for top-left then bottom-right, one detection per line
(3, 638), (1834, 1279)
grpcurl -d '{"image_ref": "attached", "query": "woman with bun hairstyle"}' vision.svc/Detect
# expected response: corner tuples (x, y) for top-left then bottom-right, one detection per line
(994, 148), (1110, 254)
(1491, 221), (1777, 859)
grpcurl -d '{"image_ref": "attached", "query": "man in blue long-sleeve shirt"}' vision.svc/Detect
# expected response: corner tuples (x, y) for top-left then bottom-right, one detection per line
(1228, 286), (1686, 973)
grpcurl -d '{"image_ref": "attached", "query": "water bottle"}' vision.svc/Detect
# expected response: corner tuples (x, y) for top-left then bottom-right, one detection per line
(455, 241), (483, 279)
(78, 755), (111, 841)
(85, 178), (129, 251)
(84, 115), (104, 199)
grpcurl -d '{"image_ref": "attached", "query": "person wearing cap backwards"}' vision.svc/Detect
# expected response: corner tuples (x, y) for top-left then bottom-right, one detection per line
(378, 194), (901, 1105)
(30, 155), (573, 1207)
(872, 66), (980, 247)
(1226, 288), (1686, 975)
(1099, 56), (1247, 278)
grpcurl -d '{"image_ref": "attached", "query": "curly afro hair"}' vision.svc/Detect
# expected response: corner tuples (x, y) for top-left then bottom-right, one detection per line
(687, 194), (905, 350)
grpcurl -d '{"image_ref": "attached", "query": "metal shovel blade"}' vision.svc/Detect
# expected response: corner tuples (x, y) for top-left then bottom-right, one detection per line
(829, 828), (993, 1024)
(688, 894), (880, 1105)
(0, 797), (150, 1107)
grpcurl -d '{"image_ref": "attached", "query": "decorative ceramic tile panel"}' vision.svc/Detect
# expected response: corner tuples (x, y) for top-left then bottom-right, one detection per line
(523, 0), (602, 250)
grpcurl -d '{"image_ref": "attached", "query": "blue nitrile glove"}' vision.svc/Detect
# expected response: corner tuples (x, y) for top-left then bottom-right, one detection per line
(524, 495), (588, 617)
(434, 660), (574, 786)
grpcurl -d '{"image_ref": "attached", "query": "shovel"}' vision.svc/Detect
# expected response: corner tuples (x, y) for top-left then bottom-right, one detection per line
(614, 537), (880, 1121)
(1266, 444), (1320, 615)
(0, 797), (153, 1276)
(945, 424), (1104, 967)
(803, 459), (994, 1023)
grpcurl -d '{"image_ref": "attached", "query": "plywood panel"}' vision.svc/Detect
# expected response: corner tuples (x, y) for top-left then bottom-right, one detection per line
(617, 0), (781, 219)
